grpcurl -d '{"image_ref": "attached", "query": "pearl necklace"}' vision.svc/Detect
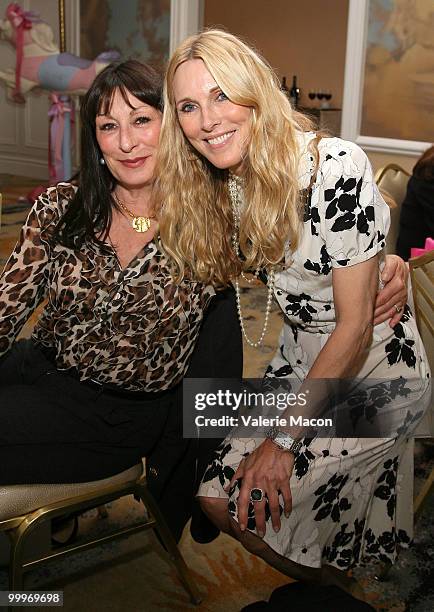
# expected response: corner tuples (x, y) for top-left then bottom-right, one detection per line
(228, 174), (275, 348)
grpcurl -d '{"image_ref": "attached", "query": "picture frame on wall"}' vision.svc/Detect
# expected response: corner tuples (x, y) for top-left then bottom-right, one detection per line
(80, 0), (202, 70)
(341, 0), (433, 156)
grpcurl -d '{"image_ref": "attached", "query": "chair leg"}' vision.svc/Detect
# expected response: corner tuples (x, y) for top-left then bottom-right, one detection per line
(8, 530), (25, 590)
(139, 486), (202, 605)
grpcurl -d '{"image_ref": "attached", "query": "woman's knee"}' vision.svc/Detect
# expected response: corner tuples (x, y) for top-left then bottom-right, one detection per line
(199, 495), (225, 516)
(228, 515), (269, 555)
(198, 496), (230, 531)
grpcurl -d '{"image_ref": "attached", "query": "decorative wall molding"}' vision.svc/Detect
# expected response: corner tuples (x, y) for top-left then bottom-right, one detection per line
(341, 0), (431, 156)
(1, 154), (49, 175)
(170, 0), (203, 54)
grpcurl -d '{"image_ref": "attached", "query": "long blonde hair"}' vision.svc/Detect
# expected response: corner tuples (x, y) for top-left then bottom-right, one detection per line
(155, 29), (314, 285)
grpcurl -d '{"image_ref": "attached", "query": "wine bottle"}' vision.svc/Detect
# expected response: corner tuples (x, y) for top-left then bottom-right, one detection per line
(280, 76), (290, 98)
(289, 75), (300, 109)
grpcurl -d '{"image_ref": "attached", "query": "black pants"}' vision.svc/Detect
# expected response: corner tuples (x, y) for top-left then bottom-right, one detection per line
(0, 287), (243, 541)
(0, 339), (188, 481)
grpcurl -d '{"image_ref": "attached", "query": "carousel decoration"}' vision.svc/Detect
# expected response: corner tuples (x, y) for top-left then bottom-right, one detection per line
(0, 2), (119, 183)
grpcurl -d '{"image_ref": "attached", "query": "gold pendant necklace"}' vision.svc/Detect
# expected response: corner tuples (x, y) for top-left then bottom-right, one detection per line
(113, 192), (154, 233)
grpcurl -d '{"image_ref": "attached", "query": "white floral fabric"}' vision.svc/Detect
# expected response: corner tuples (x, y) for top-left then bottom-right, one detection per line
(198, 135), (431, 569)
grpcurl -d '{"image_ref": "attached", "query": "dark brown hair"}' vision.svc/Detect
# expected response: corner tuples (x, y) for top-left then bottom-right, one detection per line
(413, 145), (434, 181)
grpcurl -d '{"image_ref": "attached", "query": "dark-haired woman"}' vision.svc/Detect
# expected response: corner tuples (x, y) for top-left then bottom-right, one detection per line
(0, 60), (242, 541)
(397, 145), (434, 260)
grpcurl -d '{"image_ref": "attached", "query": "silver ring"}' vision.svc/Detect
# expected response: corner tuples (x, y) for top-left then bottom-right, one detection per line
(249, 488), (264, 503)
(394, 304), (402, 313)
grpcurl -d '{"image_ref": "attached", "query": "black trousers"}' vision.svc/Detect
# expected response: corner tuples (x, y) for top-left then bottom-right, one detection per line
(0, 287), (242, 541)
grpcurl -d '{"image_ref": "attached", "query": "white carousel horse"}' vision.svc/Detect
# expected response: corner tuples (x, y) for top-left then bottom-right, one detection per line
(0, 3), (119, 103)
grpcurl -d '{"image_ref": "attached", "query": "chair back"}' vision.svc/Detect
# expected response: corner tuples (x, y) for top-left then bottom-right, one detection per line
(410, 250), (434, 436)
(375, 163), (411, 255)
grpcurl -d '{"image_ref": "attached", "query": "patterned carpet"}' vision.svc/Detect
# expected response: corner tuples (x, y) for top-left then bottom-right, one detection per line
(0, 176), (433, 612)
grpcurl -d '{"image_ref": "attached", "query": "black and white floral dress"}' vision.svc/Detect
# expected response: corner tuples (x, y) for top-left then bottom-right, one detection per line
(198, 134), (431, 570)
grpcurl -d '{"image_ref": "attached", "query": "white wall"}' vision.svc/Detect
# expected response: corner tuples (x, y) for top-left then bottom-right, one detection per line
(204, 0), (349, 109)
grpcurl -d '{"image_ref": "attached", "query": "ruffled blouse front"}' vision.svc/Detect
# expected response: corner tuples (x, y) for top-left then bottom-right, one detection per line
(0, 183), (214, 391)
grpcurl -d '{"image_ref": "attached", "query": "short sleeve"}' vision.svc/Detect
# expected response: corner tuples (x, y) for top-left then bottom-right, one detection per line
(315, 138), (390, 268)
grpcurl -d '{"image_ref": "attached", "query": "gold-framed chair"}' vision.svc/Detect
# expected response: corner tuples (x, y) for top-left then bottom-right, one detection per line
(375, 163), (411, 255)
(409, 250), (434, 519)
(0, 464), (201, 604)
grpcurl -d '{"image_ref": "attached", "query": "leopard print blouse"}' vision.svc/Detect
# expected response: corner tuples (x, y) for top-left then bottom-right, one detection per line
(0, 183), (215, 391)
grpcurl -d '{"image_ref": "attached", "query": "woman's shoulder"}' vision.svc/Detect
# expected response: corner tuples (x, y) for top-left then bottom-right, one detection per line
(314, 136), (372, 184)
(33, 182), (78, 218)
(297, 132), (364, 155)
(26, 182), (78, 235)
(410, 174), (434, 192)
(317, 136), (367, 161)
(38, 182), (77, 207)
(406, 175), (434, 214)
(297, 133), (370, 190)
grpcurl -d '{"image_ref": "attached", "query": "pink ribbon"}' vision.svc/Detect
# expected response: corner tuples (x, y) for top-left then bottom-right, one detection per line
(410, 237), (434, 259)
(6, 3), (36, 100)
(48, 94), (73, 182)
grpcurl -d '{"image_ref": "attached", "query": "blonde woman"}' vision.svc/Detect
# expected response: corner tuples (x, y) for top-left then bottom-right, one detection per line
(155, 30), (431, 597)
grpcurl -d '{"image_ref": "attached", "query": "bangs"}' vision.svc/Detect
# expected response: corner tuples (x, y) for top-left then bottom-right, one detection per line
(84, 60), (162, 123)
(97, 84), (140, 117)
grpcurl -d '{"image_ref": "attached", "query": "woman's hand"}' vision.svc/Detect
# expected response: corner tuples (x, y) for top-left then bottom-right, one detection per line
(374, 254), (408, 327)
(225, 439), (294, 537)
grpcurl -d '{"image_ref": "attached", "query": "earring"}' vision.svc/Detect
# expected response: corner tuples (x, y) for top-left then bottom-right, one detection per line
(100, 157), (105, 165)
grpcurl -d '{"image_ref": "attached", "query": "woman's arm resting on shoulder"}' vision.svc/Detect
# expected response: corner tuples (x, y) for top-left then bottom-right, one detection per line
(309, 254), (378, 378)
(374, 254), (408, 328)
